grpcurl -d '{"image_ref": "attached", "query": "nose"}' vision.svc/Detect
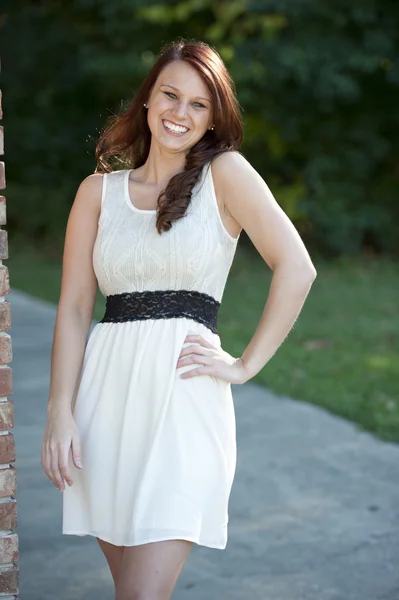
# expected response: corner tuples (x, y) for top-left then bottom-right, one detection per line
(172, 100), (189, 121)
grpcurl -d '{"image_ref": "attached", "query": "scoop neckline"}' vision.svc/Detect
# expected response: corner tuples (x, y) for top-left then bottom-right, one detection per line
(124, 169), (157, 214)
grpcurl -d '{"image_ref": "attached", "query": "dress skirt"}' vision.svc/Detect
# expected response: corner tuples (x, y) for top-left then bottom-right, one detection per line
(62, 317), (237, 549)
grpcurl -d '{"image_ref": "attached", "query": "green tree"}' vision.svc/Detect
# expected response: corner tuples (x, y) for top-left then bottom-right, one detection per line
(1, 0), (398, 254)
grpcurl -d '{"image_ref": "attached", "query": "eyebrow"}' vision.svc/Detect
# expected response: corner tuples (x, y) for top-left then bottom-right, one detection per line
(160, 83), (211, 103)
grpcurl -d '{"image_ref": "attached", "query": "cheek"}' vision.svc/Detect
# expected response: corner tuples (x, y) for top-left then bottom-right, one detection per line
(192, 113), (209, 132)
(154, 100), (170, 115)
(147, 104), (168, 130)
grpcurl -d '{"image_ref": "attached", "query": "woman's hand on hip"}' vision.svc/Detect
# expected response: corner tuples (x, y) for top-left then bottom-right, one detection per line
(177, 333), (249, 384)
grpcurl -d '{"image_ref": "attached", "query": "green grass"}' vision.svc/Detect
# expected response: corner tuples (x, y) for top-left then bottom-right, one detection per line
(6, 241), (399, 443)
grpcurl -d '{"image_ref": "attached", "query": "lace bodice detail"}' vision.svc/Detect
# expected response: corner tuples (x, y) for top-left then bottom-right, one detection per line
(92, 161), (240, 303)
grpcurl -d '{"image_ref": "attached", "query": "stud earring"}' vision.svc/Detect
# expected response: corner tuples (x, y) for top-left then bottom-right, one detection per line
(143, 103), (148, 108)
(209, 124), (215, 131)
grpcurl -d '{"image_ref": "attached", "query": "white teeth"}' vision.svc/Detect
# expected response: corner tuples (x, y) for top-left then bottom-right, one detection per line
(163, 120), (189, 134)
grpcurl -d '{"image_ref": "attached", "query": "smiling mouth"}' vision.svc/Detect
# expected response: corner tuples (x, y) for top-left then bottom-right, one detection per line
(162, 119), (190, 135)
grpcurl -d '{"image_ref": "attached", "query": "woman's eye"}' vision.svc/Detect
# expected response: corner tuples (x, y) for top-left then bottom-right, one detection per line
(163, 92), (205, 108)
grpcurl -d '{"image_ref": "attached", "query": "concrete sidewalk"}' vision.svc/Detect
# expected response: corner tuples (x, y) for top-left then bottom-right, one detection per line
(10, 288), (399, 600)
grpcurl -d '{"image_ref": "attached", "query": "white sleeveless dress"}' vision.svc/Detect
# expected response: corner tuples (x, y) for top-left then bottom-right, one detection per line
(62, 160), (240, 549)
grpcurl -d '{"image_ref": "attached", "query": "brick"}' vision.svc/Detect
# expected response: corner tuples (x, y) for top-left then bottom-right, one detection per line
(0, 230), (7, 259)
(0, 196), (6, 226)
(0, 267), (9, 297)
(0, 467), (16, 498)
(0, 367), (11, 397)
(0, 127), (3, 156)
(0, 434), (15, 465)
(0, 402), (13, 431)
(0, 564), (18, 595)
(0, 302), (11, 330)
(0, 534), (18, 564)
(0, 500), (17, 529)
(0, 163), (4, 190)
(0, 334), (12, 365)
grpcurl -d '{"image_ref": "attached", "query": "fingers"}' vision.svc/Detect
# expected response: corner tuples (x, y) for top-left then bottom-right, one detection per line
(177, 343), (212, 367)
(42, 441), (75, 491)
(184, 334), (213, 349)
(50, 445), (65, 491)
(178, 334), (218, 374)
(177, 355), (210, 369)
(60, 446), (74, 488)
(179, 366), (212, 379)
(41, 417), (82, 492)
(178, 343), (212, 359)
(177, 334), (234, 382)
(71, 435), (83, 470)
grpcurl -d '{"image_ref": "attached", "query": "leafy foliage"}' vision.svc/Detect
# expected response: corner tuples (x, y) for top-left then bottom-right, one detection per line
(1, 0), (398, 255)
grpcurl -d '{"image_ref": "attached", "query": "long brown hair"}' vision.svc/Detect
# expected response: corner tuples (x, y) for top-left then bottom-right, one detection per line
(95, 38), (244, 234)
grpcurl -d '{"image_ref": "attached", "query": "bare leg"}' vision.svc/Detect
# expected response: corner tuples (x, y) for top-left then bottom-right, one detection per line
(97, 537), (124, 587)
(115, 539), (193, 600)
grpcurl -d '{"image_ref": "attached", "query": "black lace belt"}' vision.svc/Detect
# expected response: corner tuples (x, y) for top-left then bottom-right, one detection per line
(99, 289), (220, 334)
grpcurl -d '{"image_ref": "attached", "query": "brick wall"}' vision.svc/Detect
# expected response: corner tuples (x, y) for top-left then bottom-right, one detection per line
(0, 82), (19, 598)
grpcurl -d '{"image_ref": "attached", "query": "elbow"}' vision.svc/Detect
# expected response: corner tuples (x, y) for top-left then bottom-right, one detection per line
(293, 263), (317, 286)
(274, 260), (317, 283)
(292, 259), (317, 282)
(306, 266), (317, 282)
(298, 258), (317, 282)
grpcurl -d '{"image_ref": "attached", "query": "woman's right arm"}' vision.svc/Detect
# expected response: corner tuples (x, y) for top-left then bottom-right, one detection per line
(41, 173), (104, 492)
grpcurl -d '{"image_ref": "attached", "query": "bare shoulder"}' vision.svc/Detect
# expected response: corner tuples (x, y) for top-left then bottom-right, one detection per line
(211, 151), (316, 274)
(211, 150), (275, 225)
(60, 172), (106, 316)
(75, 172), (104, 206)
(80, 171), (104, 189)
(67, 172), (105, 225)
(210, 152), (252, 237)
(211, 151), (254, 182)
(211, 151), (261, 200)
(65, 172), (105, 248)
(211, 151), (261, 213)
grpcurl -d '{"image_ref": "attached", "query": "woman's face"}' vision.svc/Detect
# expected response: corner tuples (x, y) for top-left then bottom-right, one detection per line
(146, 60), (214, 155)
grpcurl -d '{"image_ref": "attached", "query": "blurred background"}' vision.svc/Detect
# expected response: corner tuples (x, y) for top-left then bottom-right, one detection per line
(0, 0), (398, 442)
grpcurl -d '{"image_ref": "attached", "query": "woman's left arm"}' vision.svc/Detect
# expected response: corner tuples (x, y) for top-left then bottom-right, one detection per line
(214, 152), (317, 382)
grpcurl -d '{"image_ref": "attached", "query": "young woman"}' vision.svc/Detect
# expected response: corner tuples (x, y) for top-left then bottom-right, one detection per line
(41, 38), (316, 600)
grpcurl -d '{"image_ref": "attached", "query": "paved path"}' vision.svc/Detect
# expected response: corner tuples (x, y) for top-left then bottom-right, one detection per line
(10, 289), (399, 600)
